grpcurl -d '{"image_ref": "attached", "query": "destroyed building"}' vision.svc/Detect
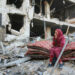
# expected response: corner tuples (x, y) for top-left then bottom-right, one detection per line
(0, 0), (75, 75)
(0, 0), (75, 40)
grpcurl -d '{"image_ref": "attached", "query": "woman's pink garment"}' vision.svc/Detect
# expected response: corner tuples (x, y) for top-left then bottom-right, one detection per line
(50, 29), (65, 63)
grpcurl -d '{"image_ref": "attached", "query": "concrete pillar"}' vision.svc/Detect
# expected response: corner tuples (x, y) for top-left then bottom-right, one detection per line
(2, 0), (8, 26)
(44, 1), (50, 19)
(45, 26), (51, 39)
(23, 16), (30, 38)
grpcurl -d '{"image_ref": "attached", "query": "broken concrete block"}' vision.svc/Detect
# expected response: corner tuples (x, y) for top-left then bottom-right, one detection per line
(5, 34), (17, 42)
(0, 57), (30, 68)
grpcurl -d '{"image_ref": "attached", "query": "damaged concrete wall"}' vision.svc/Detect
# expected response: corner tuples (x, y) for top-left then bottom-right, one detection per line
(0, 0), (52, 39)
(0, 0), (34, 39)
(1, 0), (75, 40)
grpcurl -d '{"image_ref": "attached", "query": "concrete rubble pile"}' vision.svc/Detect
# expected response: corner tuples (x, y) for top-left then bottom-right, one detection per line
(0, 0), (75, 74)
(0, 35), (75, 75)
(0, 31), (74, 75)
(0, 59), (75, 75)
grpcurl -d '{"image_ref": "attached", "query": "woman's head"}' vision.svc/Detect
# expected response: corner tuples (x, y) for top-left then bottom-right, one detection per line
(54, 29), (63, 39)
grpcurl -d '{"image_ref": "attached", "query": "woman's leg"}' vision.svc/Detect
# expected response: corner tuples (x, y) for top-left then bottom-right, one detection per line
(54, 48), (62, 63)
(48, 48), (55, 67)
(49, 48), (55, 63)
(54, 47), (64, 68)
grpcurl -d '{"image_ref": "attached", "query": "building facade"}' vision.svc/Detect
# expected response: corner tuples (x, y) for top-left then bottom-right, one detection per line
(0, 0), (75, 40)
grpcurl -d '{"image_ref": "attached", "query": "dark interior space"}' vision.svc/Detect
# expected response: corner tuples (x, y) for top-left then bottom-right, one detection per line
(35, 5), (40, 14)
(50, 0), (65, 12)
(7, 0), (23, 8)
(32, 0), (52, 15)
(34, 0), (40, 14)
(42, 0), (45, 15)
(50, 0), (74, 20)
(30, 20), (44, 38)
(8, 14), (24, 31)
(50, 0), (65, 20)
(65, 5), (75, 19)
(32, 0), (74, 20)
(34, 0), (45, 15)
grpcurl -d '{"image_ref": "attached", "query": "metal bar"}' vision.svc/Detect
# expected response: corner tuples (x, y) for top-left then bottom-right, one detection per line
(50, 38), (69, 75)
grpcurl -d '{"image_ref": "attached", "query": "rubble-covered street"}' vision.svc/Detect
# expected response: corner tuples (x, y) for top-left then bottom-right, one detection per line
(0, 0), (75, 75)
(0, 34), (74, 75)
(0, 45), (75, 75)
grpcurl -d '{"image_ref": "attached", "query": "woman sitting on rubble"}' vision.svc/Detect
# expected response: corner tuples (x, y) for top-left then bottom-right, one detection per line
(48, 29), (65, 68)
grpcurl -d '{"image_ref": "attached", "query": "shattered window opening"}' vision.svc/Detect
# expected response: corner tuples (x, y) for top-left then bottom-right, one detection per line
(30, 20), (45, 38)
(7, 0), (23, 8)
(8, 14), (24, 31)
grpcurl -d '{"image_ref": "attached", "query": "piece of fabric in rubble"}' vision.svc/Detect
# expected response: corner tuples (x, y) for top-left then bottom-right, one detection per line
(62, 42), (75, 61)
(25, 40), (52, 59)
(50, 29), (65, 63)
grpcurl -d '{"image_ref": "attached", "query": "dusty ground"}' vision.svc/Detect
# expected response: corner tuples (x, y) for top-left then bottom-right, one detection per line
(0, 35), (75, 75)
(0, 59), (75, 75)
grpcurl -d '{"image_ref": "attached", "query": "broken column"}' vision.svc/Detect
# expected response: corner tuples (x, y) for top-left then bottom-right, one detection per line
(44, 0), (50, 19)
(45, 26), (51, 39)
(44, 0), (51, 39)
